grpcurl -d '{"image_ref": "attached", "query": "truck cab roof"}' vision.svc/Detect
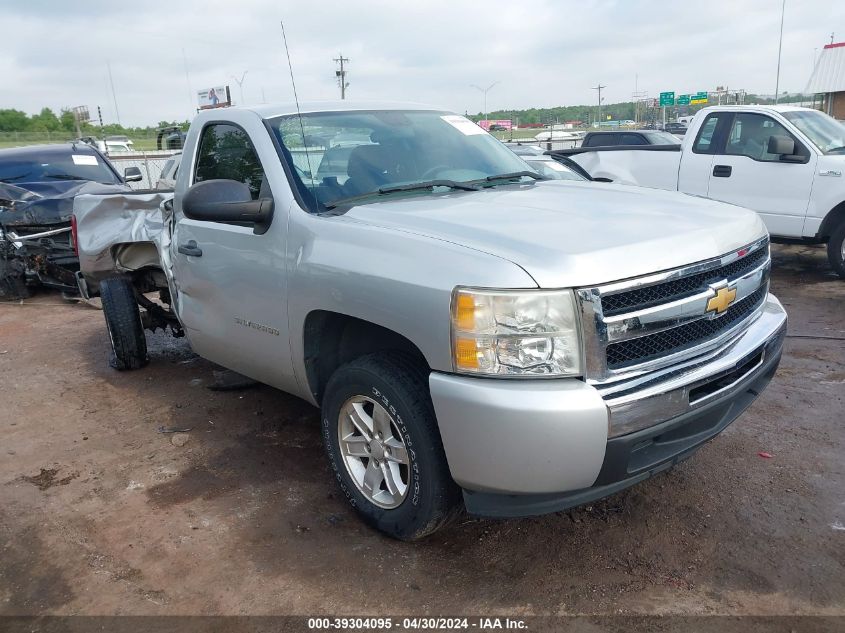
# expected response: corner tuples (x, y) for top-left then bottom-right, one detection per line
(697, 104), (818, 116)
(204, 100), (448, 122)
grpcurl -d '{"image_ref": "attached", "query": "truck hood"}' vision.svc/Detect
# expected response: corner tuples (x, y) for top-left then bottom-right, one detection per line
(342, 180), (768, 288)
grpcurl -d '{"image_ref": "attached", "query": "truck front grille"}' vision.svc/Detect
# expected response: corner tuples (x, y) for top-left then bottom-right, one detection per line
(605, 286), (767, 369)
(577, 237), (771, 382)
(601, 245), (768, 316)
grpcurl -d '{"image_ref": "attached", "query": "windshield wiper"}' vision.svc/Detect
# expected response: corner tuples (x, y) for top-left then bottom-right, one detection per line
(324, 180), (479, 210)
(483, 171), (547, 184)
(44, 174), (86, 180)
(378, 179), (480, 194)
(826, 145), (845, 154)
(0, 174), (30, 182)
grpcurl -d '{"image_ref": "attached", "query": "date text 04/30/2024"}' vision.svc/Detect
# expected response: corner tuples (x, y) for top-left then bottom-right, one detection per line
(306, 617), (528, 630)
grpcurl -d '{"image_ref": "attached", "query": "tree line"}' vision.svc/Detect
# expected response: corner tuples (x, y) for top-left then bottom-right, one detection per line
(1, 93), (815, 137)
(471, 93), (813, 125)
(0, 107), (189, 137)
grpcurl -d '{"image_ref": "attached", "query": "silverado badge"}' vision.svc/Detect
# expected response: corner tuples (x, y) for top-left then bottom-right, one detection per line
(706, 285), (737, 315)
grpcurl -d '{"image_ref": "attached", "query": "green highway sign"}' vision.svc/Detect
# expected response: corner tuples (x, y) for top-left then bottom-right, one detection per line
(690, 91), (709, 105)
(677, 94), (691, 105)
(659, 91), (675, 106)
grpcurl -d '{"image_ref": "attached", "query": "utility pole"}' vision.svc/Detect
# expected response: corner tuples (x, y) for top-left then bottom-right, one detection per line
(592, 84), (606, 127)
(232, 71), (248, 105)
(334, 54), (350, 99)
(470, 81), (500, 128)
(774, 0), (786, 103)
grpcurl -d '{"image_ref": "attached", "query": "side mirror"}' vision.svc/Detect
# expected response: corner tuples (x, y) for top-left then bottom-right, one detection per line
(182, 179), (273, 234)
(768, 135), (795, 156)
(124, 166), (143, 183)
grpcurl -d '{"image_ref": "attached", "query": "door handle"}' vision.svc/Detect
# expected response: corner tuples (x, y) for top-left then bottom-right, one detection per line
(713, 164), (732, 178)
(178, 240), (203, 257)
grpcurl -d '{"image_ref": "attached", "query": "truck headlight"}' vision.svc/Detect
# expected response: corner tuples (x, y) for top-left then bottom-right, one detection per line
(451, 288), (582, 377)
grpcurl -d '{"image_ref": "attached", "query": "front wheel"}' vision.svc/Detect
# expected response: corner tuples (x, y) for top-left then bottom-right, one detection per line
(321, 353), (462, 540)
(827, 222), (845, 279)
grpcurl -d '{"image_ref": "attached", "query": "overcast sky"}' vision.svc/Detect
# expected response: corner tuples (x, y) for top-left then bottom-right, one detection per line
(1, 0), (842, 126)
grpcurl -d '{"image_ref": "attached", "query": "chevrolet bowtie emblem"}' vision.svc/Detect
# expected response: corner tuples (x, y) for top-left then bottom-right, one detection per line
(706, 285), (737, 315)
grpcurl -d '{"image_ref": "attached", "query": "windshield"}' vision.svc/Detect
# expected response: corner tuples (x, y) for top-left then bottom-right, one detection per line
(782, 110), (845, 154)
(0, 151), (121, 185)
(268, 110), (535, 211)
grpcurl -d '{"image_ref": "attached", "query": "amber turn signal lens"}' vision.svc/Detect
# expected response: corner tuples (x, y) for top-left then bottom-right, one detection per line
(455, 293), (476, 331)
(454, 337), (479, 369)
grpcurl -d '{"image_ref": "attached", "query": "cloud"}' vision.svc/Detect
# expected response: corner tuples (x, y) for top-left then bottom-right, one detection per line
(0, 0), (840, 126)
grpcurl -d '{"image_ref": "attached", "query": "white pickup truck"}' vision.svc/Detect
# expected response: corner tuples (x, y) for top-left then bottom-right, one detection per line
(562, 105), (845, 277)
(73, 101), (786, 540)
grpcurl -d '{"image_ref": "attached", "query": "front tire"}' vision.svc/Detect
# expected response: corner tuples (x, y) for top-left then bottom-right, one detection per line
(322, 353), (462, 540)
(827, 222), (845, 279)
(100, 277), (148, 370)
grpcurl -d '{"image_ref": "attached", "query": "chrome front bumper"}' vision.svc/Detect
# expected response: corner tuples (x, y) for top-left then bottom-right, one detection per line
(430, 293), (786, 498)
(600, 294), (787, 437)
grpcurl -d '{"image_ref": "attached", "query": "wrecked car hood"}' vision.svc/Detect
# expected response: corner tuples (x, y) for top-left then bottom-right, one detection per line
(0, 180), (129, 227)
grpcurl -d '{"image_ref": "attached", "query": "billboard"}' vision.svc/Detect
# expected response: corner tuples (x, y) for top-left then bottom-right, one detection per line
(197, 86), (231, 110)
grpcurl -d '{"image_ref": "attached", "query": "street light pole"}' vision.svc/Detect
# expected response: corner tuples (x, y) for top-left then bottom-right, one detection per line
(232, 71), (248, 105)
(470, 81), (500, 127)
(774, 0), (786, 103)
(592, 84), (606, 127)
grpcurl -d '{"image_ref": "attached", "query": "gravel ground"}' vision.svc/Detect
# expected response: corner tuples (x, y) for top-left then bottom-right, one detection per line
(0, 243), (842, 618)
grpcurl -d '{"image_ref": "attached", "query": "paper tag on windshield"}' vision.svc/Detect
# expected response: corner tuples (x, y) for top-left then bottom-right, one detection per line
(441, 115), (486, 136)
(72, 154), (98, 166)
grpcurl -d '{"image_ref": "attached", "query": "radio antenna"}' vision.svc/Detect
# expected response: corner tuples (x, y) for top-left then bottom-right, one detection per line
(280, 20), (319, 209)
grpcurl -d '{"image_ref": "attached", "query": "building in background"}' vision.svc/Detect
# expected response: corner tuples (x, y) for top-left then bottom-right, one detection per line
(806, 42), (845, 119)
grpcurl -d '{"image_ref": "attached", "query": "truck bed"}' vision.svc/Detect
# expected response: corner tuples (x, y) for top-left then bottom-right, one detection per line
(73, 191), (174, 291)
(552, 145), (682, 191)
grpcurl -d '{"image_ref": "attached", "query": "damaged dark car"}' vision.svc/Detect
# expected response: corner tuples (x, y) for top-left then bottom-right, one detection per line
(0, 143), (142, 299)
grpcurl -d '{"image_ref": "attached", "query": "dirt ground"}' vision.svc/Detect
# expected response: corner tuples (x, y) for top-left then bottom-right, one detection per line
(0, 243), (843, 617)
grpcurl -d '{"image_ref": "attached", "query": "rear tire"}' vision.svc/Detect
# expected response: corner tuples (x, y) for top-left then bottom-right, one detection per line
(321, 352), (462, 540)
(100, 277), (148, 370)
(827, 222), (845, 279)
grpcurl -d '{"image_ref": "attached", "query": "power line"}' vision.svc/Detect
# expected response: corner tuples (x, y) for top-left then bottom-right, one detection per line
(106, 61), (121, 126)
(774, 0), (786, 103)
(182, 48), (194, 115)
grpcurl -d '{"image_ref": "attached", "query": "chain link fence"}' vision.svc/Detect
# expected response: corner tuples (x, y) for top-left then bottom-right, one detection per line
(108, 152), (180, 189)
(0, 130), (162, 149)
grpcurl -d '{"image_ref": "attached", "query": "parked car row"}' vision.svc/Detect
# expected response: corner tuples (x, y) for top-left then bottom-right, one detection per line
(580, 130), (682, 147)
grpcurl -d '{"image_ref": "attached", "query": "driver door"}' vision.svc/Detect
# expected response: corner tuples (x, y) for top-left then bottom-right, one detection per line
(170, 119), (296, 392)
(705, 112), (817, 236)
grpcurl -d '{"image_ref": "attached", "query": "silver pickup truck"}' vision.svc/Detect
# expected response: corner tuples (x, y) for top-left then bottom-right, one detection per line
(73, 102), (787, 540)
